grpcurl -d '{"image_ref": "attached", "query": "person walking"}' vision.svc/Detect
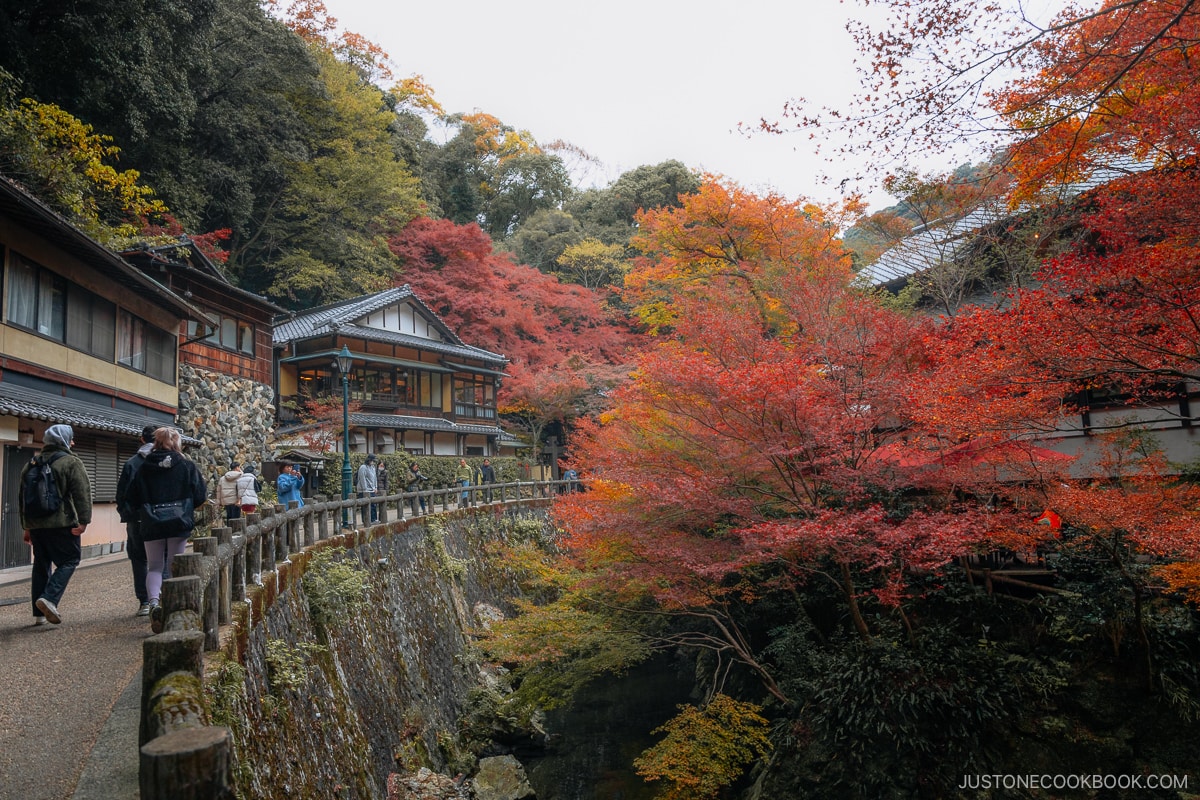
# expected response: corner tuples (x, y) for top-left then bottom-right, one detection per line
(236, 466), (261, 516)
(215, 462), (243, 521)
(377, 461), (389, 496)
(355, 454), (379, 524)
(479, 458), (496, 503)
(276, 462), (305, 507)
(19, 424), (92, 625)
(115, 424), (157, 617)
(123, 427), (207, 629)
(454, 458), (472, 506)
(405, 462), (428, 516)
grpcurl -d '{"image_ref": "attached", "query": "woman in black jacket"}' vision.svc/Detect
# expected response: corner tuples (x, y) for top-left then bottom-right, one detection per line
(124, 427), (207, 622)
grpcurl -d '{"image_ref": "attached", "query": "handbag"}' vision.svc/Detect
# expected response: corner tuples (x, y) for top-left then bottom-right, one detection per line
(141, 497), (195, 537)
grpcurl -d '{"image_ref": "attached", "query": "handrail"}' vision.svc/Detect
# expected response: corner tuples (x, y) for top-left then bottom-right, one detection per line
(136, 479), (573, 798)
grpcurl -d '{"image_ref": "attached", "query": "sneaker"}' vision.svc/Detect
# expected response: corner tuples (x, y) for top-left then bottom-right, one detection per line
(35, 597), (61, 624)
(34, 616), (47, 626)
(137, 602), (152, 617)
(149, 601), (164, 634)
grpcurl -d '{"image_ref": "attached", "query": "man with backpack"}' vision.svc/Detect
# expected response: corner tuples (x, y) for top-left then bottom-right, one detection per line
(19, 424), (93, 626)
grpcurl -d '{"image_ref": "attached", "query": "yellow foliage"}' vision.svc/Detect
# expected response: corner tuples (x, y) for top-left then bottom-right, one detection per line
(633, 694), (772, 800)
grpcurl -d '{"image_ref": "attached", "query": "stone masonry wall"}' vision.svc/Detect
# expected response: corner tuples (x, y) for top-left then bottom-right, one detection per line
(210, 507), (545, 800)
(177, 364), (276, 477)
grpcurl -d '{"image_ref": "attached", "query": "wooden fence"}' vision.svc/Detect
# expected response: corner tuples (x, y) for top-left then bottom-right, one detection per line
(137, 479), (569, 799)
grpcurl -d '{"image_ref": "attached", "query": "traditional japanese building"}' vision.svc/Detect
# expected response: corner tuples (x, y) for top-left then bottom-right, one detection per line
(0, 177), (203, 567)
(272, 286), (514, 458)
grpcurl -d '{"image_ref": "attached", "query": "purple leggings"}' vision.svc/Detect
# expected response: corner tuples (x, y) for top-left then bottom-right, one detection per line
(144, 536), (189, 602)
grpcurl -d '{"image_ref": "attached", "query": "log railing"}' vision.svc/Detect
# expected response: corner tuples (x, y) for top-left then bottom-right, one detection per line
(137, 479), (569, 799)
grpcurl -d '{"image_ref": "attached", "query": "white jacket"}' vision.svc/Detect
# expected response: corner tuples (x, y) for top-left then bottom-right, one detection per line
(235, 472), (259, 507)
(216, 470), (242, 505)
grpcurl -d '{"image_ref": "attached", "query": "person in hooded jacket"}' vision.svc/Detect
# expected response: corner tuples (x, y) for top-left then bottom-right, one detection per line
(215, 462), (243, 520)
(236, 466), (261, 515)
(115, 424), (158, 616)
(123, 427), (207, 626)
(19, 424), (92, 626)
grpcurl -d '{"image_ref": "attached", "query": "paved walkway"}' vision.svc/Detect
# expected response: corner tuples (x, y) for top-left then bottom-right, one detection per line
(0, 555), (145, 800)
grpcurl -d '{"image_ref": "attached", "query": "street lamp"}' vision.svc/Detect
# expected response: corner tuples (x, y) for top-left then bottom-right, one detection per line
(334, 345), (354, 528)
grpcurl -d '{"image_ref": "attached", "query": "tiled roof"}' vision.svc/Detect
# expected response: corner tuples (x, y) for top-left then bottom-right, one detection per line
(334, 324), (505, 364)
(349, 413), (507, 438)
(273, 286), (417, 343)
(272, 285), (507, 366)
(0, 382), (196, 443)
(859, 155), (1154, 288)
(274, 412), (511, 438)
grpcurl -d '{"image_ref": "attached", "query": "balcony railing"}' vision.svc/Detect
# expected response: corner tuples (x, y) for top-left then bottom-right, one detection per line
(454, 403), (496, 420)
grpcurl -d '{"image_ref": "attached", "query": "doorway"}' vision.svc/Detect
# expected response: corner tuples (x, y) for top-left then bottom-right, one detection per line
(3, 444), (36, 569)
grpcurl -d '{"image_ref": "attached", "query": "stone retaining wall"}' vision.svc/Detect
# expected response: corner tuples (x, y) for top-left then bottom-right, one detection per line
(177, 364), (275, 475)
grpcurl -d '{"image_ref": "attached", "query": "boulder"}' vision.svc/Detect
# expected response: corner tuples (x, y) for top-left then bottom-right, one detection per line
(471, 755), (536, 800)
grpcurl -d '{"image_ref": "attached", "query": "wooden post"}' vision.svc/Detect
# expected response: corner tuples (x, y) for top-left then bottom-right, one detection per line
(191, 536), (224, 632)
(261, 507), (277, 568)
(212, 527), (233, 624)
(276, 503), (289, 562)
(160, 575), (204, 634)
(140, 726), (234, 799)
(316, 495), (329, 540)
(140, 630), (205, 745)
(245, 512), (262, 585)
(229, 518), (246, 604)
(302, 504), (315, 547)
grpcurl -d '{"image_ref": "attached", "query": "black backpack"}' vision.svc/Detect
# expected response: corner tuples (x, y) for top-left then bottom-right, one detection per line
(22, 451), (66, 517)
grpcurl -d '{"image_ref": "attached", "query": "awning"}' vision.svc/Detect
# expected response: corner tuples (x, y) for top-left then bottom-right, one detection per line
(0, 382), (198, 444)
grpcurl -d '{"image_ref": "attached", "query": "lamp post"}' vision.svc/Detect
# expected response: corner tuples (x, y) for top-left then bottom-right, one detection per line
(334, 345), (354, 528)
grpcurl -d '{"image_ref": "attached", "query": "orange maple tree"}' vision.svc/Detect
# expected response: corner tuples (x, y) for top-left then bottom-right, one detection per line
(555, 180), (1052, 698)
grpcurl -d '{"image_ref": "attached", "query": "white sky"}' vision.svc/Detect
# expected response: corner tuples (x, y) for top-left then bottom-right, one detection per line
(326, 0), (902, 210)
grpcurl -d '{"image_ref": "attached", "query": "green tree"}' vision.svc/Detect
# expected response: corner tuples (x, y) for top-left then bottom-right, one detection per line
(565, 160), (701, 246)
(0, 0), (324, 243)
(554, 238), (626, 289)
(252, 46), (422, 307)
(0, 72), (166, 243)
(509, 208), (583, 272)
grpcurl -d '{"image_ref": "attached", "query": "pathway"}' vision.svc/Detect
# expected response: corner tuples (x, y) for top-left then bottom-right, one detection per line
(0, 555), (145, 800)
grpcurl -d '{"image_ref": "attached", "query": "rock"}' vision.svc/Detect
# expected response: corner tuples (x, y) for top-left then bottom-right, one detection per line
(471, 755), (536, 800)
(387, 768), (470, 800)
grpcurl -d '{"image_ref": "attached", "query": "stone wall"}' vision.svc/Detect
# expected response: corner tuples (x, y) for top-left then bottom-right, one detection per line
(177, 364), (276, 475)
(208, 508), (546, 800)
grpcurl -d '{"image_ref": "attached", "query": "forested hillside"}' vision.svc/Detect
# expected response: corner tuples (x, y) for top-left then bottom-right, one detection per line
(0, 0), (705, 412)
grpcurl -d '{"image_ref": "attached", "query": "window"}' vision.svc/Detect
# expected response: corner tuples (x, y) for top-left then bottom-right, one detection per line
(66, 284), (116, 360)
(119, 311), (146, 371)
(7, 253), (65, 339)
(194, 312), (255, 355)
(119, 310), (175, 382)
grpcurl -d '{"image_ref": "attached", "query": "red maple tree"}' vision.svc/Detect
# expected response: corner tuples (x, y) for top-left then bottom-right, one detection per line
(388, 216), (641, 400)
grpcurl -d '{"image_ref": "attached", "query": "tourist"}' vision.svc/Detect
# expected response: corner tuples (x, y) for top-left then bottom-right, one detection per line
(454, 458), (473, 506)
(276, 462), (305, 507)
(355, 454), (379, 523)
(115, 424), (157, 617)
(236, 466), (261, 516)
(405, 462), (428, 516)
(20, 424), (92, 626)
(479, 458), (496, 503)
(123, 427), (207, 630)
(215, 462), (243, 521)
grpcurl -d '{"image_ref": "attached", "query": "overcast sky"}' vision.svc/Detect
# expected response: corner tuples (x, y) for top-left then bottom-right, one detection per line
(326, 0), (901, 210)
